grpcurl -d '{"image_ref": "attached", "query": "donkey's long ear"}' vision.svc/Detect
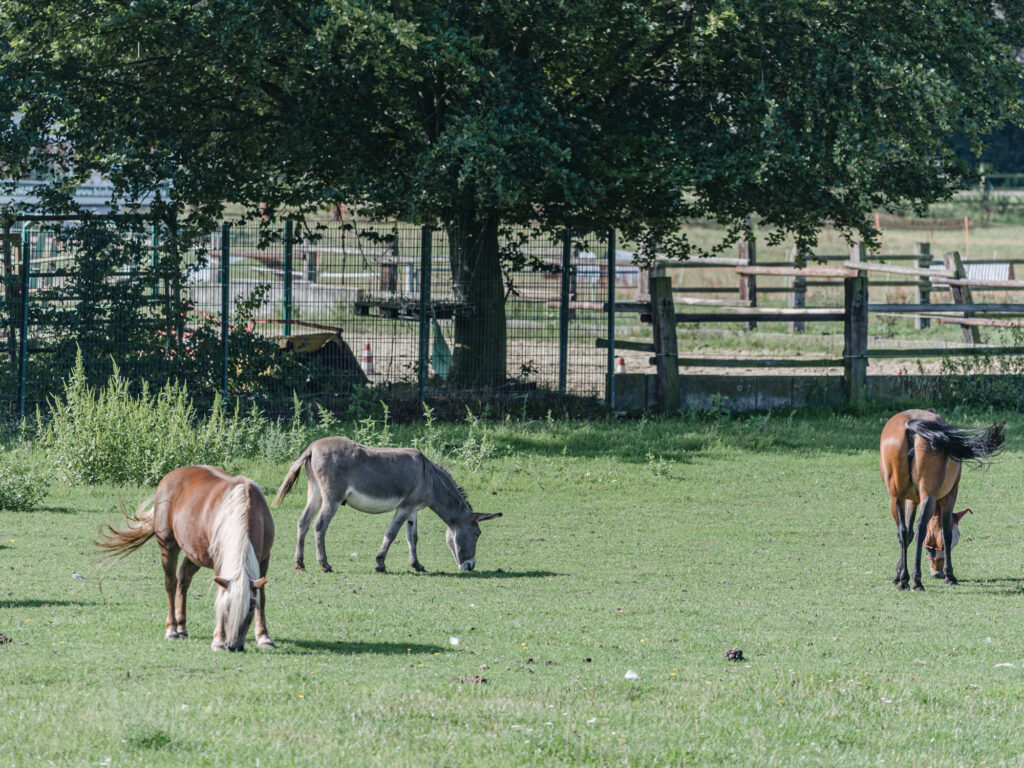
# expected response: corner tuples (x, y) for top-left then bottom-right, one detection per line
(470, 512), (502, 523)
(213, 576), (231, 590)
(251, 577), (267, 590)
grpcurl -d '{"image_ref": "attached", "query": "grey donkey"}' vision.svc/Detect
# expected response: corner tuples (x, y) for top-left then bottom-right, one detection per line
(273, 437), (502, 573)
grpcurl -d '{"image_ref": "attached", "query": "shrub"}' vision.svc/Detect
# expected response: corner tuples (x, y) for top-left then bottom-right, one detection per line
(41, 350), (268, 485)
(0, 447), (48, 511)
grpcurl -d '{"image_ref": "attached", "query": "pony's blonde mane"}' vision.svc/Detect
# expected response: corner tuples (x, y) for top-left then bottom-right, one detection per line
(211, 482), (260, 637)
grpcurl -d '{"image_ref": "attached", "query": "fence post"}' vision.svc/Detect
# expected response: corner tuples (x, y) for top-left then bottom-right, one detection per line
(220, 223), (230, 401)
(650, 274), (679, 413)
(787, 246), (806, 333)
(283, 220), (294, 337)
(738, 225), (757, 330)
(558, 229), (573, 394)
(150, 223), (160, 298)
(606, 229), (617, 410)
(418, 225), (432, 407)
(18, 230), (30, 420)
(843, 275), (868, 404)
(914, 242), (931, 330)
(944, 250), (981, 345)
(2, 220), (15, 371)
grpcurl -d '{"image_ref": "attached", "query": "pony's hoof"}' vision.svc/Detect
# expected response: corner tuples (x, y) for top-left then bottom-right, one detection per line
(257, 638), (276, 649)
(411, 562), (426, 572)
(211, 641), (226, 651)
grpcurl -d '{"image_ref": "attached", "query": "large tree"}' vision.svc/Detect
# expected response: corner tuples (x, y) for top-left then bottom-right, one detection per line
(2, 1), (1022, 385)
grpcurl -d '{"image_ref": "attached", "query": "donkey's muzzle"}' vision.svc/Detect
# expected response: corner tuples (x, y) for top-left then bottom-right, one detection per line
(460, 560), (475, 571)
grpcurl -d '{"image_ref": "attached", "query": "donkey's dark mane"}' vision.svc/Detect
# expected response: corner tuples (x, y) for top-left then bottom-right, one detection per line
(433, 461), (469, 503)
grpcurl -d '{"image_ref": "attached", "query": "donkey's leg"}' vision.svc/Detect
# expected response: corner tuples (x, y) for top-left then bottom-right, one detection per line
(255, 557), (275, 649)
(294, 477), (323, 571)
(911, 496), (935, 591)
(160, 544), (182, 640)
(938, 490), (959, 585)
(313, 499), (342, 573)
(893, 497), (913, 589)
(375, 507), (415, 573)
(174, 558), (200, 638)
(405, 510), (426, 572)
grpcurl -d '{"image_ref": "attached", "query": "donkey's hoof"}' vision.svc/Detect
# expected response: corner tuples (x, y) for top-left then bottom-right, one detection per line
(411, 562), (426, 572)
(257, 637), (276, 649)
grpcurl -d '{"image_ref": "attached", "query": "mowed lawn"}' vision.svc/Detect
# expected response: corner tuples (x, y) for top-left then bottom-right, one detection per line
(2, 411), (1024, 767)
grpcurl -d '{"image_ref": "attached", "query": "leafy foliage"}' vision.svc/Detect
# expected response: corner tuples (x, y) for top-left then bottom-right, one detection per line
(0, 444), (47, 510)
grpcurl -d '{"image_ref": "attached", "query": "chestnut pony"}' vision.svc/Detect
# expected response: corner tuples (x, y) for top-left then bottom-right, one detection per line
(880, 410), (1003, 590)
(97, 466), (274, 651)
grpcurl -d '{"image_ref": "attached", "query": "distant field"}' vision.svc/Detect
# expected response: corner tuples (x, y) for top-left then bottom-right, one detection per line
(3, 411), (1024, 766)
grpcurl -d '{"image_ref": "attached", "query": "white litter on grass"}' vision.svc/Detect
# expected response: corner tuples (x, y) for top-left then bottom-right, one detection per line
(881, 698), (893, 704)
(351, 552), (358, 558)
(994, 663), (1016, 668)
(449, 636), (460, 646)
(987, 637), (993, 643)
(587, 718), (598, 724)
(624, 670), (639, 680)
(511, 725), (523, 730)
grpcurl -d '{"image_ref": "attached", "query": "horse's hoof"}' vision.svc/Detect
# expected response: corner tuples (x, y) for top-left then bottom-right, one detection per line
(374, 564), (386, 573)
(295, 562), (305, 572)
(912, 583), (925, 591)
(165, 630), (180, 640)
(411, 562), (426, 572)
(211, 641), (226, 651)
(931, 571), (943, 578)
(257, 638), (276, 649)
(320, 564), (333, 574)
(945, 576), (959, 585)
(896, 582), (909, 591)
(176, 627), (189, 638)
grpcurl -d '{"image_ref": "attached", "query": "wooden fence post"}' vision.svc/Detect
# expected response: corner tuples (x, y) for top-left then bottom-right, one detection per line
(844, 275), (868, 403)
(914, 242), (931, 329)
(788, 246), (806, 333)
(649, 274), (679, 413)
(738, 227), (757, 330)
(944, 250), (981, 345)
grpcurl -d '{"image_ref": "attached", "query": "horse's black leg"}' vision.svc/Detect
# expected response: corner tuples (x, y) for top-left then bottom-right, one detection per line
(911, 497), (935, 591)
(940, 493), (959, 585)
(894, 499), (914, 589)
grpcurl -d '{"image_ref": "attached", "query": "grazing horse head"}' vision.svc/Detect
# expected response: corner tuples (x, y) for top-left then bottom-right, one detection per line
(445, 511), (503, 571)
(924, 509), (970, 578)
(213, 574), (267, 651)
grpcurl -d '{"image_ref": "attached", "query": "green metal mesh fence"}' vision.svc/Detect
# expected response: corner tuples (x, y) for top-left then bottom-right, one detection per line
(0, 217), (623, 417)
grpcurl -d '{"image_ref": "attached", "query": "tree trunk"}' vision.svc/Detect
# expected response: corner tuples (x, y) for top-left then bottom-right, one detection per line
(446, 210), (506, 387)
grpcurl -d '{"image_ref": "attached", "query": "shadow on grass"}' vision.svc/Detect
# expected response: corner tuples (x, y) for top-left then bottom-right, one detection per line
(418, 569), (560, 580)
(964, 577), (1024, 595)
(0, 598), (98, 609)
(282, 639), (446, 655)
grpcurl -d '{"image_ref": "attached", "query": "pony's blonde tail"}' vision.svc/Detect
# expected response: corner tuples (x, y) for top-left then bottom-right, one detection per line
(95, 501), (155, 563)
(273, 445), (312, 507)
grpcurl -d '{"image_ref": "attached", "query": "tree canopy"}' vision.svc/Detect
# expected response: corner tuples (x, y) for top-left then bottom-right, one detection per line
(2, 0), (1022, 383)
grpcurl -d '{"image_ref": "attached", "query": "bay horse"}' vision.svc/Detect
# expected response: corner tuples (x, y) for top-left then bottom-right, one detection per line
(880, 409), (1003, 590)
(96, 466), (275, 651)
(273, 437), (502, 573)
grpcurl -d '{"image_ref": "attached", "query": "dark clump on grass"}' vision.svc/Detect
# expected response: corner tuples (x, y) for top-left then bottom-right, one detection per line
(124, 727), (173, 751)
(0, 632), (11, 644)
(725, 647), (744, 662)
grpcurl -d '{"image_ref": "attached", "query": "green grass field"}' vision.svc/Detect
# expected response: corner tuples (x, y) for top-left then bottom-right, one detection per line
(3, 411), (1024, 766)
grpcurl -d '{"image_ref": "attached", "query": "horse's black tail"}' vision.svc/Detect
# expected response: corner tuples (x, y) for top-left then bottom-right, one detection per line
(906, 418), (1006, 466)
